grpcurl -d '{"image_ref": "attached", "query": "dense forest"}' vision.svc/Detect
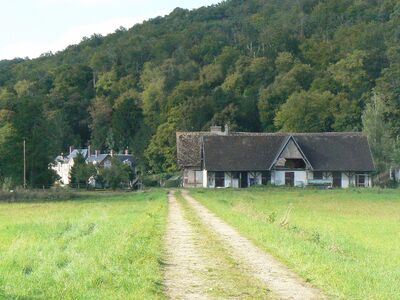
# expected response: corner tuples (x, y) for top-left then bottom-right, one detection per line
(0, 0), (399, 187)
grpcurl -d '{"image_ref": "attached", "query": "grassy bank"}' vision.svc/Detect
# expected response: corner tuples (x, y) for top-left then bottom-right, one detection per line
(191, 188), (400, 299)
(0, 191), (168, 299)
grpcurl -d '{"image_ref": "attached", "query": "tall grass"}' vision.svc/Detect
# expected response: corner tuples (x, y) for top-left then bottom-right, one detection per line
(192, 188), (400, 299)
(0, 191), (168, 299)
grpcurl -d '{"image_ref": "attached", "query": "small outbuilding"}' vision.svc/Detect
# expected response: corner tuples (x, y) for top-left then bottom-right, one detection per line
(176, 126), (375, 188)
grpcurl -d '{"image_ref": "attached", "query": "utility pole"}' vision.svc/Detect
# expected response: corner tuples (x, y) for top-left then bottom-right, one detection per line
(23, 139), (26, 189)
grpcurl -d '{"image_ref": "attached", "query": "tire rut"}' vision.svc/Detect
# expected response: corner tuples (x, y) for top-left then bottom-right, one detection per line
(181, 190), (325, 300)
(163, 190), (210, 299)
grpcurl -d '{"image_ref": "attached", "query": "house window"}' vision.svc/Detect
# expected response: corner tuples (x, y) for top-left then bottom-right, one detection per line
(249, 173), (258, 186)
(356, 174), (366, 187)
(261, 171), (271, 185)
(215, 172), (225, 187)
(313, 171), (323, 180)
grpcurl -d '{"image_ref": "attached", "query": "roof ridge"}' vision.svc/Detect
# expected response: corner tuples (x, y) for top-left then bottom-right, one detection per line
(177, 131), (364, 136)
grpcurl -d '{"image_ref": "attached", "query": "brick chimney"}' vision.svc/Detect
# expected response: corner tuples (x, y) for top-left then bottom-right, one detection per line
(95, 150), (100, 157)
(111, 150), (114, 157)
(69, 146), (74, 154)
(88, 145), (91, 156)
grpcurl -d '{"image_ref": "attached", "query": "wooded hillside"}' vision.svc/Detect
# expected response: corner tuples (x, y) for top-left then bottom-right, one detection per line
(0, 0), (399, 186)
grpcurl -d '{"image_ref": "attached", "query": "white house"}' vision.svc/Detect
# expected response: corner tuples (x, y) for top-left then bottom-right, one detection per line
(51, 148), (88, 186)
(51, 148), (135, 186)
(176, 127), (375, 188)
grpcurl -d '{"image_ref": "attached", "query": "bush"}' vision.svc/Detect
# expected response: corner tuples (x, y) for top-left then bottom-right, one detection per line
(141, 176), (160, 187)
(164, 178), (181, 188)
(140, 172), (182, 188)
(1, 177), (14, 191)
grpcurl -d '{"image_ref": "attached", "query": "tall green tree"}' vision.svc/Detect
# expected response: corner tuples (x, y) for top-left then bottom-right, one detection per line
(275, 90), (334, 132)
(362, 92), (393, 172)
(69, 152), (96, 189)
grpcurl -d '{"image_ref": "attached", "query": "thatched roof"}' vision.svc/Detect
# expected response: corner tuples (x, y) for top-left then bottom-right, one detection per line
(176, 131), (375, 172)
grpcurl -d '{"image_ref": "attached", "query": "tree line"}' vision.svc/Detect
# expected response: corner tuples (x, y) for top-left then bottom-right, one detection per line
(0, 0), (399, 187)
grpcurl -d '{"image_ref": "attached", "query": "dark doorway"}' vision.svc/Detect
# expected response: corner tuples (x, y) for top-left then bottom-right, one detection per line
(215, 172), (225, 187)
(261, 171), (271, 185)
(240, 172), (248, 188)
(285, 172), (295, 187)
(332, 172), (342, 188)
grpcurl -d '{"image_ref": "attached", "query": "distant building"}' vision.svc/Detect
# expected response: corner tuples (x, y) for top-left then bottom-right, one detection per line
(176, 126), (375, 188)
(51, 147), (135, 186)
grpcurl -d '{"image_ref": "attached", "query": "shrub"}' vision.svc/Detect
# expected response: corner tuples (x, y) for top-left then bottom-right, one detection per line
(164, 178), (181, 188)
(141, 176), (160, 187)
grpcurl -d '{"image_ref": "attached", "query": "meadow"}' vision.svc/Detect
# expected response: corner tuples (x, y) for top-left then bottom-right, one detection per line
(191, 188), (400, 300)
(0, 191), (168, 299)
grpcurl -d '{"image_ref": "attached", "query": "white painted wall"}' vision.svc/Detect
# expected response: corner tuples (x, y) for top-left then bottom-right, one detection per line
(195, 171), (203, 186)
(248, 172), (262, 186)
(271, 170), (276, 185)
(294, 171), (307, 186)
(208, 172), (215, 188)
(273, 170), (307, 186)
(52, 159), (74, 186)
(232, 178), (239, 188)
(342, 173), (350, 188)
(203, 169), (208, 188)
(224, 172), (232, 188)
(274, 171), (285, 186)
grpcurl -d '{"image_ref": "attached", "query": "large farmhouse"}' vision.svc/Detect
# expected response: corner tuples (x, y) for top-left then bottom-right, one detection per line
(176, 126), (375, 188)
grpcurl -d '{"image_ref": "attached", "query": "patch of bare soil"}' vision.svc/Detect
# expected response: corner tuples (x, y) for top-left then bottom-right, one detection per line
(181, 190), (325, 300)
(163, 191), (210, 299)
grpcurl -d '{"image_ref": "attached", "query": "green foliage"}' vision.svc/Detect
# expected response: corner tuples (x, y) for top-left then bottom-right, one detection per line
(100, 158), (131, 190)
(69, 152), (96, 189)
(362, 92), (393, 172)
(275, 90), (334, 132)
(0, 0), (399, 176)
(145, 120), (179, 173)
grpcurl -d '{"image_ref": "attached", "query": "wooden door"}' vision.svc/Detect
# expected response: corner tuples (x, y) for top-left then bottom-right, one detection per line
(285, 172), (294, 187)
(240, 172), (248, 188)
(332, 172), (342, 188)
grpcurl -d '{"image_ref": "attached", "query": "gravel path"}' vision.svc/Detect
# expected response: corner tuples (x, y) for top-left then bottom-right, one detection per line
(163, 190), (210, 299)
(181, 190), (325, 300)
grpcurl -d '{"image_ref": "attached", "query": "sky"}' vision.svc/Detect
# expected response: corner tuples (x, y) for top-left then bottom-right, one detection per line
(0, 0), (222, 60)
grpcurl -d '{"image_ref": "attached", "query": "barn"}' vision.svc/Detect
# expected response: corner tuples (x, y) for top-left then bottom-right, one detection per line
(176, 126), (375, 188)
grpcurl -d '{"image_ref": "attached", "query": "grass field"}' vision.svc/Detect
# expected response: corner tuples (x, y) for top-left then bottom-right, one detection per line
(0, 191), (168, 299)
(191, 188), (400, 300)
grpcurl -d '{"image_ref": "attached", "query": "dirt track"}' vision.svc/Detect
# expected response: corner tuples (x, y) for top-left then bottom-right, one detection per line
(164, 191), (210, 299)
(164, 190), (325, 299)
